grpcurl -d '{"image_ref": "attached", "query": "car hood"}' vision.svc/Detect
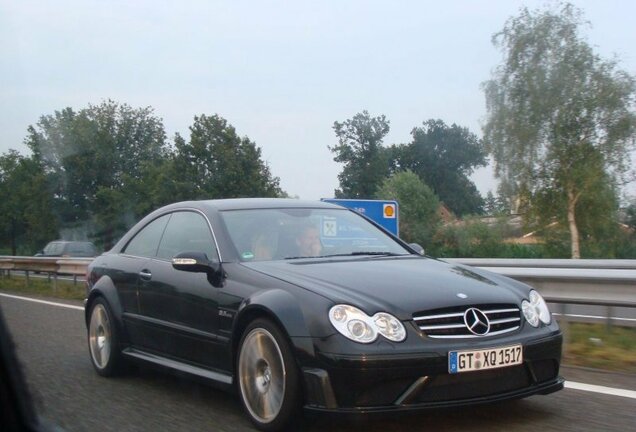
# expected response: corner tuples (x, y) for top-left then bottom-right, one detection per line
(241, 256), (528, 319)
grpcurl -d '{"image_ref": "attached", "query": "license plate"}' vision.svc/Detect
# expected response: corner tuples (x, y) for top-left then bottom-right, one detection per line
(448, 344), (522, 374)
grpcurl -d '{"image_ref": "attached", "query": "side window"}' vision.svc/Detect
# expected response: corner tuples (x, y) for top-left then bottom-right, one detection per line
(156, 211), (218, 260)
(124, 214), (170, 258)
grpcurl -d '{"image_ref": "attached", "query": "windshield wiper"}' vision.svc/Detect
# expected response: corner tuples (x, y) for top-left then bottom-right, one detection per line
(284, 251), (409, 260)
(320, 251), (408, 258)
(353, 251), (409, 257)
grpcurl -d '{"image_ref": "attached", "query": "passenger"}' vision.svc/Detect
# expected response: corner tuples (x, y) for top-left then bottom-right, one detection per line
(296, 225), (322, 257)
(251, 231), (277, 260)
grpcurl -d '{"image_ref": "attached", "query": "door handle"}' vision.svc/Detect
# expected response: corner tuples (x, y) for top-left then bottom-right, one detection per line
(139, 270), (152, 281)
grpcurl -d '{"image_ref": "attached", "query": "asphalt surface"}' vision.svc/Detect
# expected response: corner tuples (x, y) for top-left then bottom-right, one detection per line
(1, 293), (635, 432)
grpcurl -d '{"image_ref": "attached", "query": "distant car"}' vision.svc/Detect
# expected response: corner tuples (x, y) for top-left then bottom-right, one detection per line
(84, 199), (563, 431)
(36, 241), (98, 258)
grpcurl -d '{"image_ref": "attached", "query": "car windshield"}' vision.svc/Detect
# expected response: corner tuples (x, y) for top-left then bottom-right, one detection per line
(220, 207), (411, 262)
(42, 242), (65, 255)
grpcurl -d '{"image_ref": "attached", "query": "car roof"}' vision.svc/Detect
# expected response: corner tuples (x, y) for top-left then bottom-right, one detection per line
(48, 240), (95, 245)
(168, 198), (343, 212)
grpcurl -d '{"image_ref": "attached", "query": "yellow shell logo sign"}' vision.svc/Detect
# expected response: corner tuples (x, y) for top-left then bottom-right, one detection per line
(383, 203), (396, 219)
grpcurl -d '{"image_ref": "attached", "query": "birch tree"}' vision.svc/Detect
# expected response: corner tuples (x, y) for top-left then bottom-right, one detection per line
(483, 3), (636, 258)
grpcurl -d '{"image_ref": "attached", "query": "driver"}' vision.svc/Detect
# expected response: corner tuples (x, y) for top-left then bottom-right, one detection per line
(295, 225), (322, 257)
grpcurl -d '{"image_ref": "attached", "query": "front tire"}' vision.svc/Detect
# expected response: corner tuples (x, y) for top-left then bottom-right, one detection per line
(237, 319), (302, 431)
(88, 298), (124, 376)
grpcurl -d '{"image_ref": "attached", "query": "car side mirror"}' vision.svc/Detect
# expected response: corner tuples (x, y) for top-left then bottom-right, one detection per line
(408, 243), (425, 256)
(172, 252), (224, 286)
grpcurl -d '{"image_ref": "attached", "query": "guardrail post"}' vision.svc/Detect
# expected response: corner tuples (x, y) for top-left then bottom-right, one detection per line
(25, 270), (30, 287)
(558, 303), (569, 345)
(53, 273), (58, 294)
(605, 306), (613, 332)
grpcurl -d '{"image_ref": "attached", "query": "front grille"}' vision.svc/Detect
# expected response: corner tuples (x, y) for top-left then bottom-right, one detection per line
(413, 304), (521, 339)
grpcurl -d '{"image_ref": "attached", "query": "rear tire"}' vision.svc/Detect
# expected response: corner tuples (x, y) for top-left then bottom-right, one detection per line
(88, 298), (125, 376)
(237, 319), (302, 431)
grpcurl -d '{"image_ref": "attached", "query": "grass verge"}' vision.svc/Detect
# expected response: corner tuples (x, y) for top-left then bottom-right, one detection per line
(563, 322), (636, 373)
(0, 275), (85, 300)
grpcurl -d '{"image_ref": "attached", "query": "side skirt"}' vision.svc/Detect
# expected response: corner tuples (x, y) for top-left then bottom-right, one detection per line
(122, 347), (233, 386)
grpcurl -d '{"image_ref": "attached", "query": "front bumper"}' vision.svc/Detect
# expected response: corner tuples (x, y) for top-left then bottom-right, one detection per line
(300, 331), (563, 413)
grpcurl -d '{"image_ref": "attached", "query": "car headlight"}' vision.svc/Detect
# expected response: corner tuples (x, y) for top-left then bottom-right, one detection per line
(522, 290), (551, 327)
(329, 305), (406, 343)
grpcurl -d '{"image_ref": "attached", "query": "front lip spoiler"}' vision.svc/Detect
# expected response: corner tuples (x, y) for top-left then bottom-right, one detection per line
(304, 376), (564, 414)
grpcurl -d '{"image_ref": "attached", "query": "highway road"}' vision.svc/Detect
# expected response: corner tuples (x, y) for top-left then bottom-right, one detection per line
(1, 293), (635, 432)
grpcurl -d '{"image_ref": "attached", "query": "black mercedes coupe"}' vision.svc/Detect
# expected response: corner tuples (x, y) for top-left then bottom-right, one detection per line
(84, 198), (563, 431)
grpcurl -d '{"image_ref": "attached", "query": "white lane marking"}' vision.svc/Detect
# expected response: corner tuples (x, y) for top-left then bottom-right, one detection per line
(552, 313), (636, 323)
(0, 292), (84, 311)
(566, 381), (636, 399)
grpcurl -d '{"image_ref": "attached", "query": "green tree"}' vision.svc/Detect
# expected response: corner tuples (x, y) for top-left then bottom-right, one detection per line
(626, 201), (636, 231)
(25, 100), (168, 248)
(128, 157), (183, 217)
(392, 119), (487, 215)
(531, 166), (626, 258)
(375, 170), (440, 247)
(484, 191), (499, 216)
(618, 200), (636, 258)
(330, 111), (390, 198)
(484, 187), (514, 216)
(483, 3), (636, 258)
(172, 114), (281, 199)
(0, 151), (58, 254)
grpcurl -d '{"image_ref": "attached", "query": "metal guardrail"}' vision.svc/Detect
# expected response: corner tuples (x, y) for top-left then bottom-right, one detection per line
(446, 258), (636, 307)
(447, 258), (636, 334)
(2, 256), (635, 317)
(447, 258), (636, 269)
(0, 256), (93, 290)
(0, 256), (93, 276)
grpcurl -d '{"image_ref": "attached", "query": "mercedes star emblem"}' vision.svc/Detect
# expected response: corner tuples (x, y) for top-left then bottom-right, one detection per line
(464, 308), (490, 336)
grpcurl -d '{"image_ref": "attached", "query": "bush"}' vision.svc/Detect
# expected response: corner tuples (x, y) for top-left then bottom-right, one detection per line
(429, 217), (546, 258)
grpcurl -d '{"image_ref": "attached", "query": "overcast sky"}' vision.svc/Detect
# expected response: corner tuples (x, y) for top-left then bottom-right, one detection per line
(1, 0), (635, 201)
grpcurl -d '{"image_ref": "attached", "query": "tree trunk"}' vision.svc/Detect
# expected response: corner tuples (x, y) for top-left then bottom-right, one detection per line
(567, 189), (581, 259)
(10, 218), (17, 256)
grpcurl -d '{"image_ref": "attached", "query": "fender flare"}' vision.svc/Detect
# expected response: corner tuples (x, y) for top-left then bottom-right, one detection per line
(232, 288), (319, 364)
(85, 276), (127, 343)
